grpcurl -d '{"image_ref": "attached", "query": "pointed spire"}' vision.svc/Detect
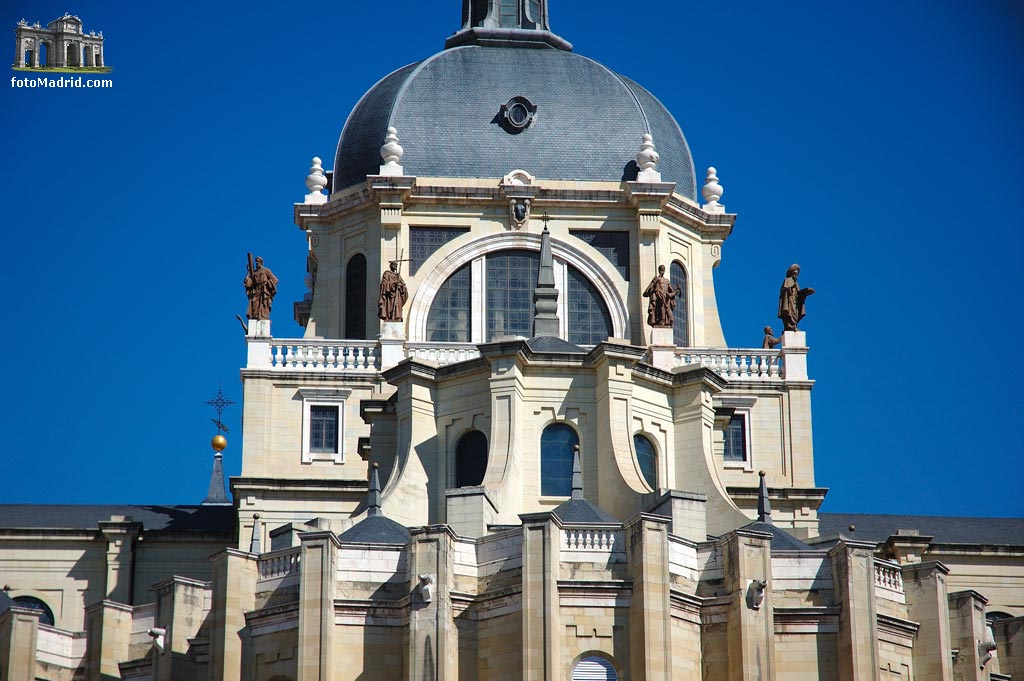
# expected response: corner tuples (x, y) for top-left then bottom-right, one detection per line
(571, 444), (583, 500)
(367, 463), (382, 517)
(249, 514), (262, 554)
(202, 453), (230, 505)
(757, 470), (772, 524)
(532, 225), (560, 337)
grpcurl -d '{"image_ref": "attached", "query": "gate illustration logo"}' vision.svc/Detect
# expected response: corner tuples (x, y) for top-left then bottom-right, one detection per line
(13, 14), (110, 73)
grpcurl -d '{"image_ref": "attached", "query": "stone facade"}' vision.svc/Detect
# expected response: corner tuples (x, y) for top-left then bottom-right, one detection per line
(13, 15), (104, 69)
(1, 1), (1022, 679)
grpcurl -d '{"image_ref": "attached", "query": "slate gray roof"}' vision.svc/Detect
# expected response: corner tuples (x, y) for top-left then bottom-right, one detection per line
(526, 336), (585, 354)
(743, 521), (814, 551)
(0, 505), (234, 533)
(552, 498), (619, 525)
(818, 513), (1024, 546)
(334, 45), (696, 196)
(337, 515), (411, 545)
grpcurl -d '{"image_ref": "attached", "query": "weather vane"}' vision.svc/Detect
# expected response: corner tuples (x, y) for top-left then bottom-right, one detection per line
(205, 383), (235, 435)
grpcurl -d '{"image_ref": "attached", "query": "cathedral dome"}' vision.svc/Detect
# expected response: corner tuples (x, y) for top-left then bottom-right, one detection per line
(333, 17), (696, 197)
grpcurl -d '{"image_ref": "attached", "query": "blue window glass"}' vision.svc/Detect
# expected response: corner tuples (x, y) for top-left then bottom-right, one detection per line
(13, 597), (54, 627)
(409, 227), (469, 275)
(541, 423), (578, 496)
(634, 434), (657, 489)
(427, 264), (472, 342)
(570, 230), (630, 280)
(456, 430), (488, 487)
(499, 0), (518, 26)
(310, 406), (338, 453)
(345, 254), (366, 340)
(486, 250), (539, 341)
(670, 261), (689, 347)
(567, 267), (612, 345)
(724, 416), (746, 462)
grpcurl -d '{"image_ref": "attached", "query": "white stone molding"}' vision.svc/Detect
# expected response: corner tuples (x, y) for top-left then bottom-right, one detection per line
(636, 134), (662, 182)
(713, 395), (757, 471)
(407, 231), (629, 343)
(296, 387), (351, 464)
(500, 169), (538, 230)
(378, 127), (405, 176)
(701, 167), (725, 214)
(304, 157), (328, 205)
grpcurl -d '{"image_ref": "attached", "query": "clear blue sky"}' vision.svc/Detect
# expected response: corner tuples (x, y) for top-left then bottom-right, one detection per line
(1, 1), (1021, 518)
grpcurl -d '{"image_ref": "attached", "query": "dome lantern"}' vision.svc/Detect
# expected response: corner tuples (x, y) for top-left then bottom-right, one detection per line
(446, 0), (572, 51)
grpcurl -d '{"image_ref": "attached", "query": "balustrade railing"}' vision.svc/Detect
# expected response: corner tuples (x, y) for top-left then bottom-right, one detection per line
(267, 340), (379, 371)
(874, 559), (905, 601)
(405, 342), (481, 366)
(258, 548), (301, 581)
(674, 348), (783, 380)
(562, 528), (624, 553)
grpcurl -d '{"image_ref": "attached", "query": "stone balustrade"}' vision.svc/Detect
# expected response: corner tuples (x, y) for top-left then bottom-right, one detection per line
(874, 559), (906, 603)
(561, 527), (625, 562)
(406, 342), (481, 366)
(262, 340), (379, 371)
(674, 348), (783, 380)
(258, 547), (301, 581)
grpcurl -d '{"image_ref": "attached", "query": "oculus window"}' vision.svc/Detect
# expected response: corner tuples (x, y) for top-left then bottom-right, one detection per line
(541, 423), (578, 496)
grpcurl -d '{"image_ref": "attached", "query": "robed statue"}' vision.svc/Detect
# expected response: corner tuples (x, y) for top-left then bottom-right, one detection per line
(378, 261), (408, 322)
(777, 264), (815, 331)
(762, 326), (780, 349)
(643, 264), (677, 327)
(244, 254), (278, 321)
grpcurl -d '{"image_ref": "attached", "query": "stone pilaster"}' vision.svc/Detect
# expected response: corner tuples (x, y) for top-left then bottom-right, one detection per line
(829, 540), (880, 681)
(0, 606), (39, 681)
(902, 561), (952, 681)
(645, 490), (707, 543)
(720, 528), (775, 681)
(948, 590), (991, 681)
(152, 576), (210, 681)
(521, 513), (559, 681)
(297, 531), (340, 681)
(84, 600), (133, 681)
(625, 513), (672, 681)
(208, 548), (258, 681)
(407, 526), (456, 681)
(99, 517), (141, 604)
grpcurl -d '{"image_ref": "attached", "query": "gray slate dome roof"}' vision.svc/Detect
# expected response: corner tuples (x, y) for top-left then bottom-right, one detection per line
(334, 45), (697, 197)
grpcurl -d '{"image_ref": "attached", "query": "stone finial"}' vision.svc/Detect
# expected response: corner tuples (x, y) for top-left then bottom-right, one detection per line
(379, 127), (405, 176)
(304, 156), (328, 204)
(757, 470), (772, 524)
(249, 514), (262, 554)
(367, 463), (382, 517)
(636, 134), (662, 182)
(571, 445), (583, 500)
(702, 167), (725, 213)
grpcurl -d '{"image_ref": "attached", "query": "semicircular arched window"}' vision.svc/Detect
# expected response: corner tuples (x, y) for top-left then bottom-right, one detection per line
(567, 267), (612, 345)
(455, 430), (488, 487)
(541, 423), (579, 496)
(13, 596), (54, 626)
(572, 655), (618, 681)
(345, 254), (367, 340)
(634, 434), (657, 490)
(670, 261), (689, 347)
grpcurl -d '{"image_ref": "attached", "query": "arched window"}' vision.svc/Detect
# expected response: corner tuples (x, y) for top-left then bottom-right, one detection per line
(486, 250), (539, 340)
(427, 263), (471, 342)
(572, 655), (618, 681)
(567, 267), (612, 345)
(670, 261), (689, 347)
(541, 424), (578, 496)
(455, 430), (488, 487)
(633, 434), (657, 489)
(13, 596), (54, 626)
(345, 254), (366, 339)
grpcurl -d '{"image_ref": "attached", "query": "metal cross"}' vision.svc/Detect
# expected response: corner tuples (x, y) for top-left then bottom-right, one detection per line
(205, 383), (235, 434)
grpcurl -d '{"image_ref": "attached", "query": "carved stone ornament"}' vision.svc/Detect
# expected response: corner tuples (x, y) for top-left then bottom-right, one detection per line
(509, 198), (531, 229)
(501, 169), (537, 230)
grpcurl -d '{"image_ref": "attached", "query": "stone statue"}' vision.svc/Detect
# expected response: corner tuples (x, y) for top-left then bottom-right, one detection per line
(777, 264), (815, 331)
(244, 255), (278, 321)
(378, 261), (408, 322)
(642, 264), (677, 327)
(762, 326), (780, 349)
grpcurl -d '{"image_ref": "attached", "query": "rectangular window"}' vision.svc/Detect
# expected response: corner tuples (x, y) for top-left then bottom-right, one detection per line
(299, 387), (349, 464)
(569, 230), (630, 280)
(410, 227), (469, 275)
(723, 416), (747, 462)
(309, 406), (338, 454)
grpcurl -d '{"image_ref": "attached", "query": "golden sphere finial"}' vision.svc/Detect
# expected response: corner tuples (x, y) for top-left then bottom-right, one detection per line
(211, 434), (227, 452)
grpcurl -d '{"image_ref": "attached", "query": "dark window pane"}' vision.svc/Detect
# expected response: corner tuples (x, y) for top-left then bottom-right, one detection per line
(427, 264), (472, 342)
(670, 261), (689, 347)
(634, 434), (657, 489)
(310, 406), (338, 453)
(724, 417), (746, 462)
(345, 255), (367, 340)
(567, 267), (612, 345)
(409, 227), (469, 275)
(487, 250), (539, 341)
(13, 597), (54, 627)
(569, 230), (630, 280)
(456, 430), (488, 487)
(541, 423), (578, 496)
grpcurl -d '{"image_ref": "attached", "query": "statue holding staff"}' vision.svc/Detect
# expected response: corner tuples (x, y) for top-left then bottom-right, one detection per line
(244, 254), (278, 321)
(378, 260), (408, 322)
